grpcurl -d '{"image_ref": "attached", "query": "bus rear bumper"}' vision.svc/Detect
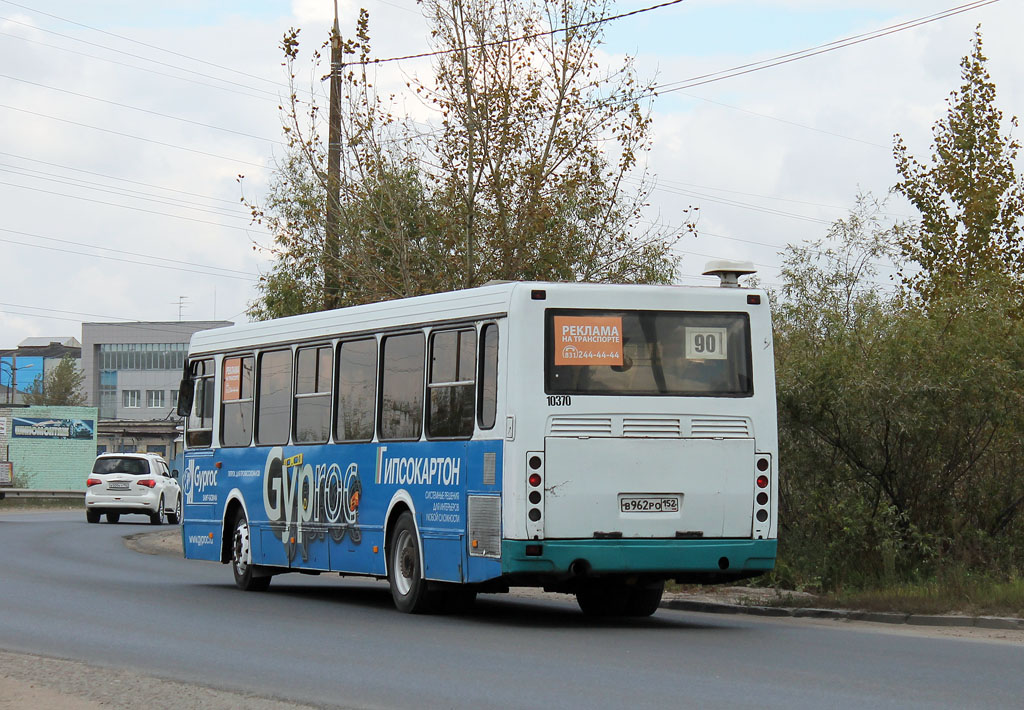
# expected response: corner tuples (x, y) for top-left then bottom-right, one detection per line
(501, 538), (777, 577)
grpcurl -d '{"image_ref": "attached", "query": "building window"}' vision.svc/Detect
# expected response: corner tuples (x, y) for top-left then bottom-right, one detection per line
(99, 342), (188, 371)
(99, 370), (118, 419)
(120, 444), (137, 453)
(148, 445), (166, 458)
(170, 390), (178, 408)
(123, 390), (140, 408)
(379, 332), (424, 441)
(96, 445), (107, 456)
(147, 390), (165, 408)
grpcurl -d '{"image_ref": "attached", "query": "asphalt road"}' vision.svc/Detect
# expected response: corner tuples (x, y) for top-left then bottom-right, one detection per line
(1, 510), (1022, 710)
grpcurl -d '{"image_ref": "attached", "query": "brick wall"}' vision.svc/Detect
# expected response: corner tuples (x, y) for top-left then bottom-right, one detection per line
(0, 406), (98, 490)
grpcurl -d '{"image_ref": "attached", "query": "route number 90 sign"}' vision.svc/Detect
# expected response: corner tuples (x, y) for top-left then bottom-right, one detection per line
(685, 327), (728, 360)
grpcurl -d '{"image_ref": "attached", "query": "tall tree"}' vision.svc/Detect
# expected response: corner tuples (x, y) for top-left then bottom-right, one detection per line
(22, 355), (86, 406)
(893, 27), (1024, 304)
(245, 0), (689, 319)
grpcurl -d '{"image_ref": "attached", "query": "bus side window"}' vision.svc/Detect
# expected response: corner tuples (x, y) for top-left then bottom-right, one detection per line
(478, 323), (498, 430)
(427, 328), (476, 439)
(221, 355), (254, 447)
(336, 339), (376, 442)
(256, 349), (293, 446)
(379, 333), (425, 441)
(294, 345), (332, 444)
(186, 358), (214, 448)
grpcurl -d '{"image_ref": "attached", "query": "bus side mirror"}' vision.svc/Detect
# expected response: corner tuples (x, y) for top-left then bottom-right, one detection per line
(176, 359), (194, 417)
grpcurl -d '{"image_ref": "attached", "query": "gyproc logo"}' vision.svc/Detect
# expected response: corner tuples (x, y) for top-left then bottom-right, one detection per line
(183, 459), (218, 506)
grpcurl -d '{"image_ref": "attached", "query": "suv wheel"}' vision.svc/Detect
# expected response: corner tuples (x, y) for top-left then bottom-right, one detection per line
(150, 496), (166, 525)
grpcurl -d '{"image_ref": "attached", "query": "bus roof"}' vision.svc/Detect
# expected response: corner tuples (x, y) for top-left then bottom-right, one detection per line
(186, 280), (749, 355)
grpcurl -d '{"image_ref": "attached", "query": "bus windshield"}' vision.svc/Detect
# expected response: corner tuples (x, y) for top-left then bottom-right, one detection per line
(545, 309), (752, 396)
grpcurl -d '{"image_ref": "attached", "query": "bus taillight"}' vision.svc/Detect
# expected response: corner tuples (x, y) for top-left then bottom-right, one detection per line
(526, 452), (545, 538)
(753, 455), (772, 539)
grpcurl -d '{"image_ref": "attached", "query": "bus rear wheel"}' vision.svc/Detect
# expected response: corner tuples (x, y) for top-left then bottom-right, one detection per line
(231, 513), (271, 592)
(387, 512), (434, 613)
(576, 580), (664, 617)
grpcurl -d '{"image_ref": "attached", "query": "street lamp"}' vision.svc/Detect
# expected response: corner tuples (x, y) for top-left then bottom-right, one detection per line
(0, 360), (36, 405)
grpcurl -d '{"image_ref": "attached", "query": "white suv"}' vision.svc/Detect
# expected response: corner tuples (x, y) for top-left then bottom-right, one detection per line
(85, 453), (182, 525)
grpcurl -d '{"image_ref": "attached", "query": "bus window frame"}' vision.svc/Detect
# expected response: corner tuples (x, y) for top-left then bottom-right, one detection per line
(377, 331), (426, 443)
(425, 326), (477, 441)
(255, 348), (294, 446)
(293, 343), (333, 446)
(335, 336), (378, 444)
(477, 321), (499, 430)
(220, 353), (255, 448)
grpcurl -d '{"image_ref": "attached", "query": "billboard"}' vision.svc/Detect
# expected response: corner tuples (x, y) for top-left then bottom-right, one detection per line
(11, 417), (95, 440)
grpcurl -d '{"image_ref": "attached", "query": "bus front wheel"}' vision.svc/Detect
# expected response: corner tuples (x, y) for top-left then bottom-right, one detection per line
(387, 512), (433, 613)
(231, 513), (271, 592)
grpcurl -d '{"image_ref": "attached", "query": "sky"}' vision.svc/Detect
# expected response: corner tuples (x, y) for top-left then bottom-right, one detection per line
(0, 0), (1020, 348)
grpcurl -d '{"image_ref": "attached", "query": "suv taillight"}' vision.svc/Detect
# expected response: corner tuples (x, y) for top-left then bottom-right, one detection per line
(86, 478), (102, 487)
(138, 479), (156, 488)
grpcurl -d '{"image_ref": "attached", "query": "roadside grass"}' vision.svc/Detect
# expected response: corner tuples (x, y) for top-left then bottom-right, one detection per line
(815, 577), (1024, 618)
(670, 568), (1024, 618)
(0, 497), (80, 511)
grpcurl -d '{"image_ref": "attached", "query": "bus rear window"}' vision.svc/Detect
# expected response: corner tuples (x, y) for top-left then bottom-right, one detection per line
(545, 310), (752, 396)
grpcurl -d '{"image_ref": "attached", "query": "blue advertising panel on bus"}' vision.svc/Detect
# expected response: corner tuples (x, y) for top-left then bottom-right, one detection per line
(182, 439), (503, 583)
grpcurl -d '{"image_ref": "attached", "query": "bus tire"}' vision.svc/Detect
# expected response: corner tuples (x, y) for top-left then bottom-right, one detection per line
(387, 512), (433, 613)
(231, 513), (271, 592)
(622, 580), (664, 617)
(576, 582), (628, 617)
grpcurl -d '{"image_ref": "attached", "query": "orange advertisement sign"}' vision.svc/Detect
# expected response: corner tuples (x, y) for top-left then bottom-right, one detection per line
(553, 316), (623, 366)
(223, 357), (242, 401)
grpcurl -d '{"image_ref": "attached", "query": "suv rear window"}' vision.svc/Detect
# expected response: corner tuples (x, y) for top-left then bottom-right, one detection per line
(545, 309), (753, 396)
(93, 457), (150, 475)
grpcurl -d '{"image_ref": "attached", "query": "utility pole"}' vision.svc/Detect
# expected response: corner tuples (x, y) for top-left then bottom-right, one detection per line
(323, 0), (343, 310)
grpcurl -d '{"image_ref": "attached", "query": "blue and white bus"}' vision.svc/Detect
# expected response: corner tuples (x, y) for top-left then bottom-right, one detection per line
(177, 266), (778, 615)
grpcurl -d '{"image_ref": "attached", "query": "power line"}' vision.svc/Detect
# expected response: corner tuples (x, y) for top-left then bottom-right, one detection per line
(0, 164), (251, 220)
(0, 226), (258, 277)
(0, 0), (285, 89)
(352, 0), (690, 66)
(0, 151), (245, 207)
(0, 29), (278, 103)
(674, 93), (890, 150)
(0, 179), (267, 233)
(0, 235), (259, 281)
(0, 104), (269, 170)
(0, 73), (281, 143)
(651, 0), (1002, 95)
(0, 11), (284, 100)
(0, 304), (244, 332)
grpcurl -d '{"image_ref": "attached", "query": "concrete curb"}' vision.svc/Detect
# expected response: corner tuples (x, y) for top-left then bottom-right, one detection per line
(661, 599), (1024, 629)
